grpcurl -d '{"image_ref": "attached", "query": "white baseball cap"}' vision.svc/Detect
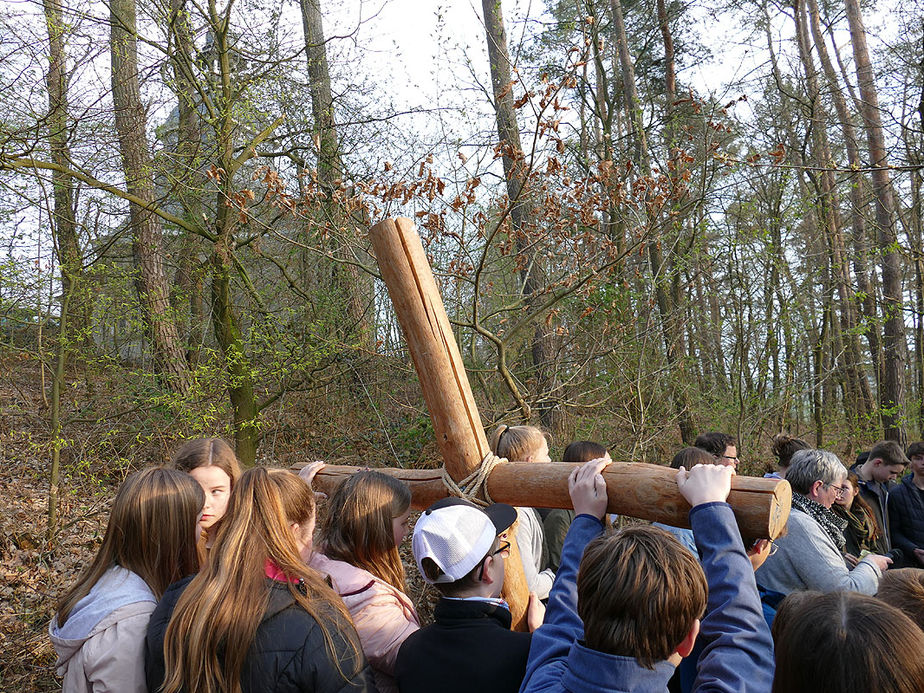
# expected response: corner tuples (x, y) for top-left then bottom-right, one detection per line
(412, 498), (516, 584)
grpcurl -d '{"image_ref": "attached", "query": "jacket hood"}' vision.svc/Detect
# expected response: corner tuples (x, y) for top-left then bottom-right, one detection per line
(49, 565), (156, 661)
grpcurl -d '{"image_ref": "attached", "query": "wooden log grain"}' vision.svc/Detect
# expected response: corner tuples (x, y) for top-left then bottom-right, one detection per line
(367, 217), (530, 628)
(369, 217), (490, 480)
(303, 462), (792, 542)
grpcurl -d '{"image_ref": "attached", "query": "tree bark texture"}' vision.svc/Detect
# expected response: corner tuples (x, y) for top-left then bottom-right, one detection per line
(481, 0), (559, 429)
(110, 0), (189, 393)
(844, 0), (907, 444)
(793, 0), (872, 430)
(299, 0), (373, 350)
(305, 462), (792, 546)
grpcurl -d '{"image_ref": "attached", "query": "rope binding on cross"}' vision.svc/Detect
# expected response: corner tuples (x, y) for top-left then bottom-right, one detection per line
(440, 451), (506, 507)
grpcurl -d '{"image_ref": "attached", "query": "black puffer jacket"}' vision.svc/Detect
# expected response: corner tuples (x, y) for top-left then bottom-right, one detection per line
(145, 575), (375, 693)
(889, 475), (924, 566)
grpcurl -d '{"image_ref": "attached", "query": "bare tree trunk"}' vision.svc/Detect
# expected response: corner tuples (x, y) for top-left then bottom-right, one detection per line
(793, 0), (871, 431)
(610, 0), (693, 442)
(167, 0), (205, 368)
(110, 0), (189, 393)
(844, 0), (907, 444)
(807, 0), (879, 421)
(207, 5), (259, 464)
(481, 0), (559, 429)
(42, 0), (78, 538)
(298, 0), (372, 350)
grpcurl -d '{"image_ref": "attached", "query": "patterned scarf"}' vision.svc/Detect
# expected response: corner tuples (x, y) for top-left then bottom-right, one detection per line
(791, 492), (848, 552)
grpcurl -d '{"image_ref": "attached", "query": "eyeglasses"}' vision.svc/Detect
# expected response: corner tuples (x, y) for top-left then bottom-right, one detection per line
(825, 483), (848, 498)
(477, 541), (511, 581)
(717, 455), (740, 468)
(751, 539), (779, 556)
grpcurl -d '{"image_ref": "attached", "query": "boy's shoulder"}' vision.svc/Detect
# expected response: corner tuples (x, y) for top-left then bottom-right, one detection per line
(396, 600), (531, 693)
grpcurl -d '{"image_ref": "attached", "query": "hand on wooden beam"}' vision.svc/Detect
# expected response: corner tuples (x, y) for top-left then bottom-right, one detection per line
(568, 458), (612, 519)
(676, 463), (734, 507)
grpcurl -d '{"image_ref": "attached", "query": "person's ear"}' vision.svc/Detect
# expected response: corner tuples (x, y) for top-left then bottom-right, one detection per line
(480, 556), (497, 585)
(675, 619), (700, 658)
(810, 480), (825, 497)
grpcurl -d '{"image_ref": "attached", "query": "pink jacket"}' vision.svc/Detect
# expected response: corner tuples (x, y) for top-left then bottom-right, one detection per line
(310, 552), (419, 693)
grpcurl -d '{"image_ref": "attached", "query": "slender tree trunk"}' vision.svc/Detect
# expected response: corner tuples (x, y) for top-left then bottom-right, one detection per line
(168, 0), (205, 367)
(844, 0), (907, 444)
(793, 0), (870, 431)
(42, 0), (77, 538)
(481, 0), (559, 429)
(610, 0), (693, 442)
(110, 0), (189, 393)
(807, 0), (879, 420)
(208, 4), (259, 464)
(298, 0), (372, 350)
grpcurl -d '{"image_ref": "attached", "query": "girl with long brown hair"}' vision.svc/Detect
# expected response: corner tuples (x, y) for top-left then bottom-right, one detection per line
(49, 468), (202, 693)
(170, 437), (242, 556)
(309, 470), (418, 693)
(832, 471), (887, 561)
(146, 467), (372, 693)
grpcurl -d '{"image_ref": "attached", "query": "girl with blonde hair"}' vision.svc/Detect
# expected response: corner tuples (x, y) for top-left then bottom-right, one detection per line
(50, 468), (202, 692)
(306, 470), (418, 693)
(489, 424), (555, 599)
(146, 467), (373, 693)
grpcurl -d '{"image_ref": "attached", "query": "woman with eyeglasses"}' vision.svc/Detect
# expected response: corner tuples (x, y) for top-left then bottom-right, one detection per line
(832, 472), (888, 565)
(755, 449), (891, 597)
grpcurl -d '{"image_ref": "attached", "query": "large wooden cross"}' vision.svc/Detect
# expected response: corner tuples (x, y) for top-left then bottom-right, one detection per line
(305, 217), (791, 630)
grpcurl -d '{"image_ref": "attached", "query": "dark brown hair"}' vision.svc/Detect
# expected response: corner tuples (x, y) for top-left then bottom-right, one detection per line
(56, 468), (203, 626)
(577, 525), (707, 668)
(693, 432), (736, 457)
(844, 472), (881, 542)
(670, 447), (715, 470)
(321, 471), (412, 592)
(771, 434), (809, 468)
(562, 441), (608, 464)
(772, 590), (924, 692)
(877, 568), (924, 631)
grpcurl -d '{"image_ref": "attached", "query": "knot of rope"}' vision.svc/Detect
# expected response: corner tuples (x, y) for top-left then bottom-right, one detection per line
(440, 452), (506, 507)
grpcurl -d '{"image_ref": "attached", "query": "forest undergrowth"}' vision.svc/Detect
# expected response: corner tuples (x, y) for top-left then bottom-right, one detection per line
(0, 352), (447, 691)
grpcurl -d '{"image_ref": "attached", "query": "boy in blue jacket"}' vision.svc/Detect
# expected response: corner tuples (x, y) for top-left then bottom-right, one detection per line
(520, 460), (774, 693)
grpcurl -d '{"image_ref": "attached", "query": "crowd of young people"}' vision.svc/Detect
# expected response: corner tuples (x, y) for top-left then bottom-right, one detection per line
(49, 432), (924, 692)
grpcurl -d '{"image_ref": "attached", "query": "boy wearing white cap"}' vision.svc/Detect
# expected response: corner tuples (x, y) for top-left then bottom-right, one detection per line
(395, 497), (540, 693)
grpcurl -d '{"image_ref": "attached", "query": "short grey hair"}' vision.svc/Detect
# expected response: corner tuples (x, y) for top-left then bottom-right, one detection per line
(786, 449), (847, 495)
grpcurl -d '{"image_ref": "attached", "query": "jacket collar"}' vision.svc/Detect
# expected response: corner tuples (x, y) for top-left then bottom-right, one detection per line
(560, 641), (675, 693)
(434, 596), (512, 629)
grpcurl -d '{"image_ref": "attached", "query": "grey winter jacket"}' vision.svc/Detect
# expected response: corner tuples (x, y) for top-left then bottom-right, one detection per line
(755, 506), (882, 596)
